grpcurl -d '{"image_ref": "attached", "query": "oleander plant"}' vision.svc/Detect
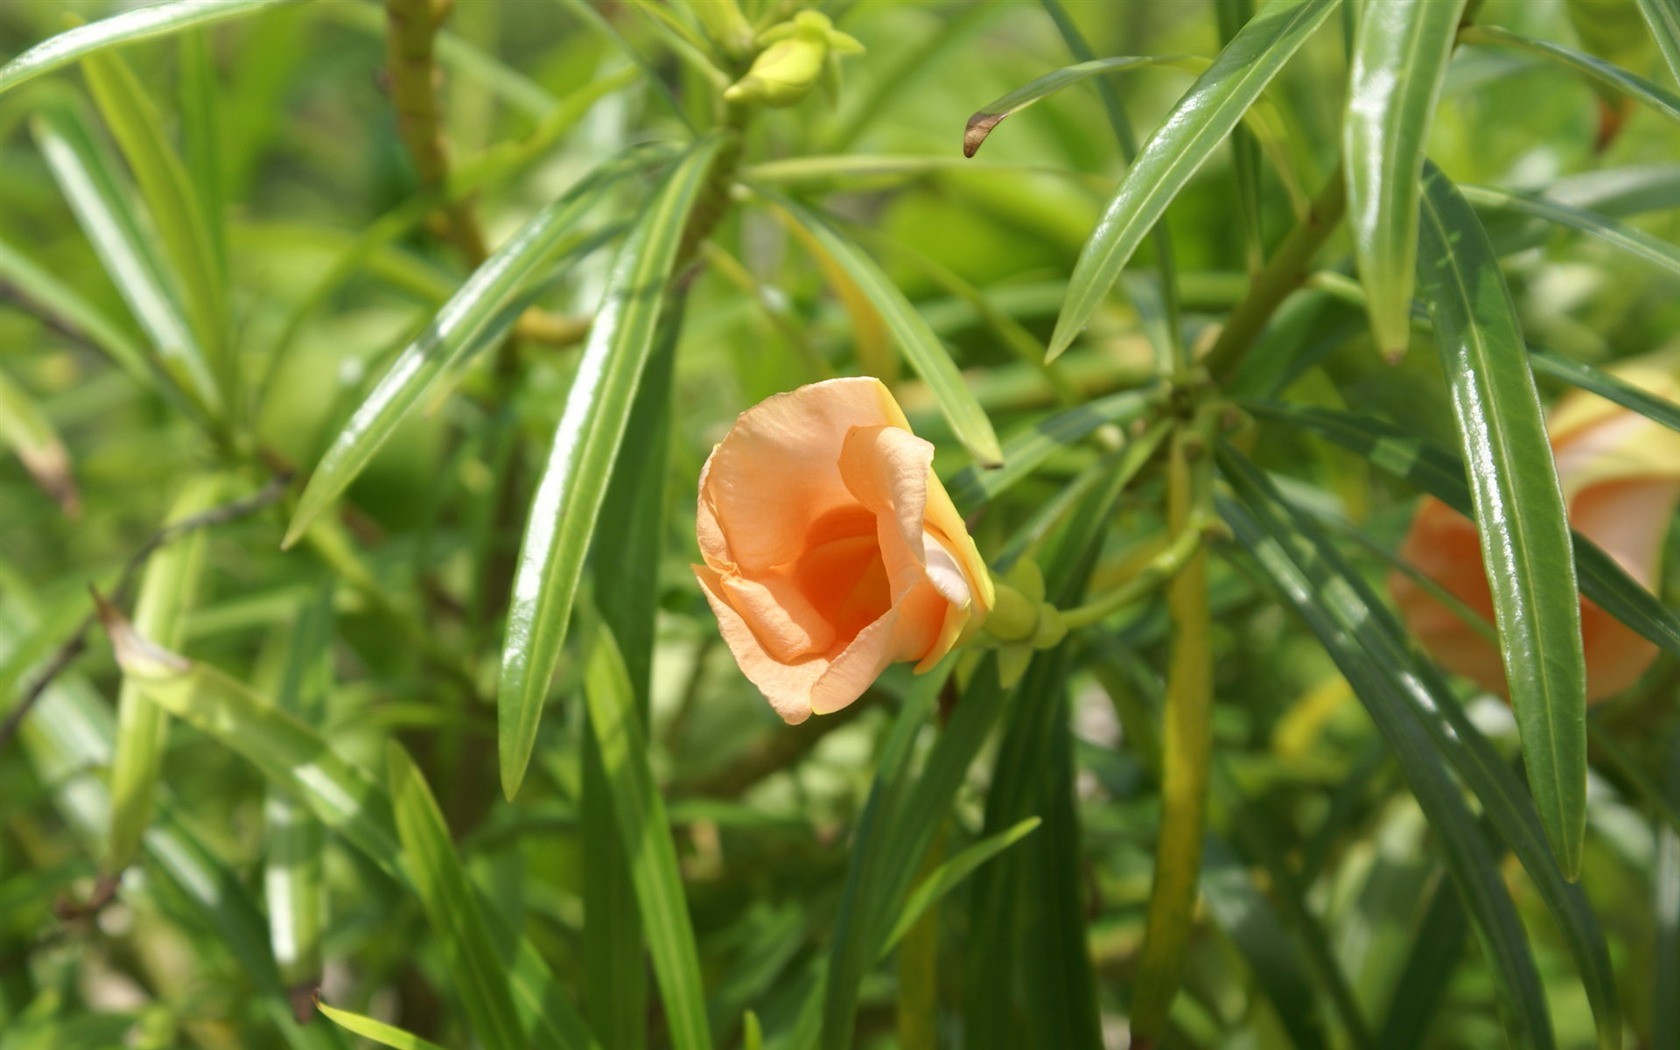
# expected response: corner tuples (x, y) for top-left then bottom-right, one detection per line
(4, 0), (1680, 1047)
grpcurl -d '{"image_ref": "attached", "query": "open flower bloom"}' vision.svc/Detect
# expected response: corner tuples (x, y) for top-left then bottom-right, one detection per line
(694, 378), (995, 724)
(1392, 355), (1680, 702)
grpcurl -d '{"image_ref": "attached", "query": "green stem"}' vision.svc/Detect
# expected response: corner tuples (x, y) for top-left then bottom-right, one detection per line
(1202, 166), (1348, 384)
(1058, 520), (1210, 630)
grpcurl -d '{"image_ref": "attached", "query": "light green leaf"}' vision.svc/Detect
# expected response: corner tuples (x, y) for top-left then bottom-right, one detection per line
(389, 744), (524, 1050)
(1417, 165), (1586, 880)
(496, 135), (723, 799)
(582, 623), (712, 1050)
(1343, 0), (1466, 358)
(0, 366), (78, 514)
(106, 474), (222, 872)
(0, 0), (304, 98)
(1463, 183), (1680, 282)
(316, 1001), (447, 1050)
(31, 102), (221, 419)
(0, 236), (148, 382)
(82, 45), (229, 402)
(880, 817), (1041, 956)
(1637, 0), (1680, 84)
(1461, 24), (1680, 128)
(962, 55), (1201, 158)
(1046, 0), (1337, 361)
(945, 385), (1160, 515)
(283, 144), (665, 549)
(756, 190), (1003, 466)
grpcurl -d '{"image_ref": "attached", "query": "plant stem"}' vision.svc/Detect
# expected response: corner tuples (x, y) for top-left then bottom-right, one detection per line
(1202, 166), (1348, 384)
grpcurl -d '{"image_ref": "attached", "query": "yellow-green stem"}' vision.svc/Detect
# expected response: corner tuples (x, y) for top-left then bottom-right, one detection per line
(1130, 420), (1215, 1040)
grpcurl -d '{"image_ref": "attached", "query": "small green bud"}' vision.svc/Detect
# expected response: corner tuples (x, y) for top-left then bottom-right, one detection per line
(724, 11), (863, 109)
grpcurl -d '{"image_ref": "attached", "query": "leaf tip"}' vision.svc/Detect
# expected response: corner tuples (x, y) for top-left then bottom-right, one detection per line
(962, 112), (1003, 158)
(94, 589), (190, 676)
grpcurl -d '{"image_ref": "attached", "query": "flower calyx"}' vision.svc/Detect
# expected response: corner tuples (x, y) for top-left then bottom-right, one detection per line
(723, 11), (864, 109)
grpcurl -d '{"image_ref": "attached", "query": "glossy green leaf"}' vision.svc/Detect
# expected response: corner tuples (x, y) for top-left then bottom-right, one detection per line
(106, 475), (222, 872)
(880, 817), (1041, 956)
(316, 1001), (448, 1050)
(1343, 0), (1466, 358)
(1463, 184), (1680, 282)
(0, 366), (78, 514)
(1528, 348), (1680, 435)
(1046, 0), (1336, 361)
(284, 144), (666, 549)
(82, 46), (229, 400)
(31, 102), (221, 418)
(389, 744), (524, 1050)
(945, 384), (1161, 515)
(757, 190), (1003, 466)
(1637, 0), (1680, 84)
(1221, 448), (1620, 1050)
(962, 55), (1200, 158)
(1243, 398), (1680, 663)
(0, 0), (303, 98)
(1461, 25), (1680, 127)
(1417, 166), (1586, 880)
(496, 136), (722, 799)
(1218, 454), (1556, 1050)
(581, 623), (712, 1050)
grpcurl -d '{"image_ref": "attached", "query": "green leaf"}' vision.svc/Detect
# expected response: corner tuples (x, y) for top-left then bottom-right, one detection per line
(1417, 166), (1587, 880)
(1462, 184), (1680, 283)
(1046, 0), (1337, 361)
(106, 474), (222, 872)
(1218, 453), (1557, 1050)
(581, 622), (712, 1050)
(1461, 24), (1680, 128)
(755, 190), (1004, 466)
(81, 45), (230, 403)
(1242, 398), (1680, 665)
(880, 817), (1041, 956)
(1638, 0), (1680, 84)
(283, 144), (665, 549)
(1220, 448), (1620, 1050)
(1343, 0), (1466, 358)
(31, 102), (221, 419)
(93, 602), (599, 1049)
(945, 385), (1160, 515)
(0, 0), (304, 98)
(1528, 348), (1680, 435)
(0, 365), (78, 514)
(1375, 876), (1467, 1050)
(389, 744), (524, 1050)
(316, 1001), (448, 1050)
(961, 55), (1201, 158)
(496, 135), (722, 799)
(0, 236), (149, 382)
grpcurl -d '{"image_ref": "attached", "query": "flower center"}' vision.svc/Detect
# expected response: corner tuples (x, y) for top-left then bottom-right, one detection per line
(791, 506), (892, 648)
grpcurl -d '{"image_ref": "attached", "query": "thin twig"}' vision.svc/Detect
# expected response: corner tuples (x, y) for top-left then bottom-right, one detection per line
(0, 473), (292, 754)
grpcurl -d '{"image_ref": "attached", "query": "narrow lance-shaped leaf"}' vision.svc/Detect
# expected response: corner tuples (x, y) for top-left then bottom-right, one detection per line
(31, 102), (222, 419)
(283, 143), (670, 548)
(389, 744), (525, 1050)
(880, 818), (1041, 956)
(1417, 164), (1587, 880)
(1343, 0), (1466, 359)
(0, 365), (79, 514)
(582, 623), (713, 1050)
(497, 135), (723, 799)
(0, 236), (149, 382)
(106, 475), (222, 872)
(1047, 0), (1337, 361)
(1462, 184), (1680, 283)
(962, 55), (1201, 157)
(1637, 0), (1680, 85)
(1460, 24), (1680, 128)
(0, 0), (305, 98)
(756, 189), (1003, 466)
(316, 1001), (449, 1050)
(82, 45), (230, 403)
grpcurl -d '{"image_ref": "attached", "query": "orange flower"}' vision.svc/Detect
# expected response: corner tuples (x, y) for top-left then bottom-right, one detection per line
(1393, 357), (1680, 702)
(694, 378), (994, 723)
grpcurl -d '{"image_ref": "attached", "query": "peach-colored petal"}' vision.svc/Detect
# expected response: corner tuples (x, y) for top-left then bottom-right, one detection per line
(809, 582), (948, 715)
(695, 563), (824, 724)
(923, 478), (994, 616)
(705, 378), (908, 572)
(838, 424), (934, 601)
(720, 574), (835, 662)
